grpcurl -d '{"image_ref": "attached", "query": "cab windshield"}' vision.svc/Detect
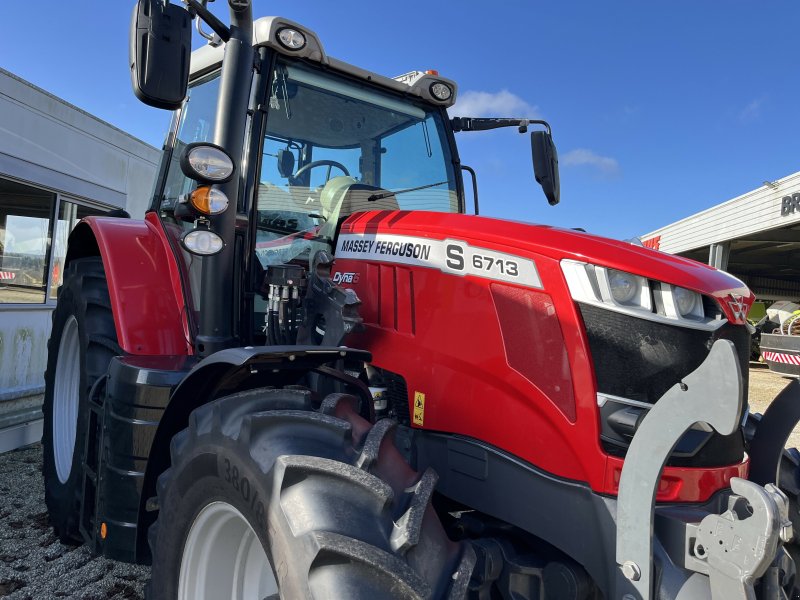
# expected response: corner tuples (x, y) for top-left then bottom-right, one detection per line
(255, 58), (459, 267)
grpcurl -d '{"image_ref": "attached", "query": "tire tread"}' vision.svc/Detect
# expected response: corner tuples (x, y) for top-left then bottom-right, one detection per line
(148, 389), (469, 599)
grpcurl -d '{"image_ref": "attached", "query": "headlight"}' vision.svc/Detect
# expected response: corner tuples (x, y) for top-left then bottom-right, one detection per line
(607, 269), (642, 305)
(673, 286), (700, 316)
(561, 260), (718, 330)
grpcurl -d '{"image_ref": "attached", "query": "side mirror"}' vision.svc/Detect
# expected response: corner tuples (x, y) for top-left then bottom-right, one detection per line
(130, 0), (192, 110)
(531, 131), (560, 206)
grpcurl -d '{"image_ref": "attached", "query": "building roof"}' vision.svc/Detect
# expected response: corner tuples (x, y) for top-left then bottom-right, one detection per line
(641, 171), (800, 255)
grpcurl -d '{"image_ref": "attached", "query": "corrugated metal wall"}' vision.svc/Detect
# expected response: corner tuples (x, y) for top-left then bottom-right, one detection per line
(642, 172), (800, 254)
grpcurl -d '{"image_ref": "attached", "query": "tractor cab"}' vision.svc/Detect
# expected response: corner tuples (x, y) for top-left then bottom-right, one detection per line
(155, 34), (463, 346)
(134, 12), (557, 355)
(135, 8), (558, 354)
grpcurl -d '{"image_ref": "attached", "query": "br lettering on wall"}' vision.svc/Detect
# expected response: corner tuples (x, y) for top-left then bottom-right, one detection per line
(782, 193), (800, 216)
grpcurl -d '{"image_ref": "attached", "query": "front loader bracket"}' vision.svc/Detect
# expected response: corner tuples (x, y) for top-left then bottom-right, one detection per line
(615, 340), (745, 599)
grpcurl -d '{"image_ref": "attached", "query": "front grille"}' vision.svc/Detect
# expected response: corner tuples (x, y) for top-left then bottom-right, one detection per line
(579, 303), (749, 404)
(579, 303), (750, 467)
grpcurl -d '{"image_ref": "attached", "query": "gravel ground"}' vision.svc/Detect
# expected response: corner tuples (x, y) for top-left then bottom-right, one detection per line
(0, 367), (796, 598)
(0, 446), (149, 599)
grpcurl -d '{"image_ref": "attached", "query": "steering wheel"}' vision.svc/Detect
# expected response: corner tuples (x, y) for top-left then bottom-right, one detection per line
(291, 159), (350, 185)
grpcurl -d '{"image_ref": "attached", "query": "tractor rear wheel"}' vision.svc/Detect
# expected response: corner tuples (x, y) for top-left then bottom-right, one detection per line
(42, 257), (120, 543)
(148, 387), (475, 599)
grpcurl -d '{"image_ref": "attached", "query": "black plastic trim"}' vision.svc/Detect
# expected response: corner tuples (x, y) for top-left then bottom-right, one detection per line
(96, 355), (193, 563)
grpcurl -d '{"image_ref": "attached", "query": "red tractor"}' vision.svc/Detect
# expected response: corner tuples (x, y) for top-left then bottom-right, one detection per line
(42, 1), (800, 598)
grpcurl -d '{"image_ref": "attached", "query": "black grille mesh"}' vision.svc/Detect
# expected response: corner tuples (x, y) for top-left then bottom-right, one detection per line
(579, 303), (750, 467)
(579, 303), (750, 405)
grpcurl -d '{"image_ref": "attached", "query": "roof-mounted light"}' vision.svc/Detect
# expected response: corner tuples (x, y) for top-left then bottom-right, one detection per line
(277, 27), (306, 51)
(430, 82), (452, 101)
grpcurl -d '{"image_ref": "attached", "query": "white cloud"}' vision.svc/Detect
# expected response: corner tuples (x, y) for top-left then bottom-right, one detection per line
(450, 89), (540, 118)
(561, 149), (620, 175)
(738, 98), (763, 122)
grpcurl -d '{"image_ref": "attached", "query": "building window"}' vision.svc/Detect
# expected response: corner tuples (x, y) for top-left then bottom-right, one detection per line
(0, 177), (109, 304)
(0, 178), (56, 304)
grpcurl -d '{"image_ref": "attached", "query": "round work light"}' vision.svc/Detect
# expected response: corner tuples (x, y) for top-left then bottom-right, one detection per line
(181, 228), (225, 256)
(429, 82), (452, 101)
(277, 28), (306, 50)
(180, 143), (235, 184)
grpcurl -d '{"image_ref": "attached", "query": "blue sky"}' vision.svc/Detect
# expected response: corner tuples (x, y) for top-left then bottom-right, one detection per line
(2, 1), (798, 240)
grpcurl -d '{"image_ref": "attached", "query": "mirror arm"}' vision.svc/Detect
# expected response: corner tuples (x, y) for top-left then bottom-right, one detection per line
(184, 0), (231, 42)
(451, 117), (551, 135)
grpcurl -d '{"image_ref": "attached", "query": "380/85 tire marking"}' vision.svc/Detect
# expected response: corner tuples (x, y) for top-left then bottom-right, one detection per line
(224, 458), (266, 530)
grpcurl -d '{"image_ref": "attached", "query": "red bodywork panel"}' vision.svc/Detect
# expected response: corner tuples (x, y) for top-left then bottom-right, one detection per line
(74, 213), (191, 356)
(334, 210), (752, 503)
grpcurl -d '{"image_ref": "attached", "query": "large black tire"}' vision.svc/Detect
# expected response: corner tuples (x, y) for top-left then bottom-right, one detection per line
(42, 256), (120, 543)
(148, 388), (475, 599)
(779, 448), (800, 598)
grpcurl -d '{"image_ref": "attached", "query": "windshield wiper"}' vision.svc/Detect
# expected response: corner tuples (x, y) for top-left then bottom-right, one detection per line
(368, 180), (449, 201)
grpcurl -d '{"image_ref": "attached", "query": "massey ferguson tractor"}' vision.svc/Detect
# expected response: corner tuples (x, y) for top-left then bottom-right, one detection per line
(41, 1), (800, 598)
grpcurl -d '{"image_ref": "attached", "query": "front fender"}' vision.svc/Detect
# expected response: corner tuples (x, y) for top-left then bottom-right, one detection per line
(135, 345), (372, 561)
(66, 212), (190, 355)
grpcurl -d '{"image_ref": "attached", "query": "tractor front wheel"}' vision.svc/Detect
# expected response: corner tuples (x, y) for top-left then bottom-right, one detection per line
(148, 387), (475, 599)
(42, 256), (119, 543)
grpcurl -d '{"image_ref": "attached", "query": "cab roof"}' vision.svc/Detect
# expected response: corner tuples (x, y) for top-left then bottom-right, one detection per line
(189, 16), (458, 109)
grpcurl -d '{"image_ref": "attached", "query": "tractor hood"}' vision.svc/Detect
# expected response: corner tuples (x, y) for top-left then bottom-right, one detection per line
(339, 210), (752, 324)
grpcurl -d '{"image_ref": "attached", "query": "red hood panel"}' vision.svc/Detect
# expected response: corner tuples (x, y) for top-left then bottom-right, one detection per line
(341, 210), (753, 322)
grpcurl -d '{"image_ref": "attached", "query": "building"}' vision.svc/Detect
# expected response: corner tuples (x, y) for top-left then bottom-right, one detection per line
(641, 171), (800, 302)
(0, 68), (160, 451)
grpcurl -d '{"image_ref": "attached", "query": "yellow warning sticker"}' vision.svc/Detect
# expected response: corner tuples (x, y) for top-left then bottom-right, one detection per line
(412, 391), (425, 426)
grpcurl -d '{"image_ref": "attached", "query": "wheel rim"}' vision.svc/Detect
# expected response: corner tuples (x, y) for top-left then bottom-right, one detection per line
(179, 501), (277, 600)
(53, 315), (80, 484)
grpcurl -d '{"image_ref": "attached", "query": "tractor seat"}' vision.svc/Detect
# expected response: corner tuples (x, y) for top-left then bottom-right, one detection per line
(319, 176), (400, 222)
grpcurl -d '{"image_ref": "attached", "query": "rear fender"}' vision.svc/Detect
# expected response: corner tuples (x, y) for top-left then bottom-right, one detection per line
(66, 212), (190, 355)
